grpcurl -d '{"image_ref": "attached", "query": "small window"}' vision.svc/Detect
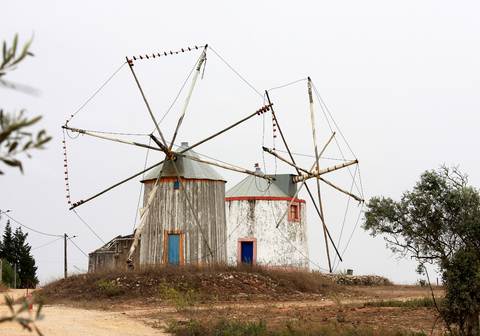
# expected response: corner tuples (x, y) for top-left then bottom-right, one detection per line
(289, 203), (300, 222)
(173, 180), (180, 190)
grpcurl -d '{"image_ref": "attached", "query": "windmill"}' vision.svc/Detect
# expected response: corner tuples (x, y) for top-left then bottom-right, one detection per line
(62, 44), (364, 272)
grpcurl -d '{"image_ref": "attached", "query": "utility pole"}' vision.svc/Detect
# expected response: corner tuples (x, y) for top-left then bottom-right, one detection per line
(13, 263), (17, 289)
(64, 233), (68, 279)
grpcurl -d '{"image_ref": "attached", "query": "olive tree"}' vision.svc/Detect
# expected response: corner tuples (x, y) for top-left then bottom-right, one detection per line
(364, 166), (480, 335)
(0, 34), (51, 175)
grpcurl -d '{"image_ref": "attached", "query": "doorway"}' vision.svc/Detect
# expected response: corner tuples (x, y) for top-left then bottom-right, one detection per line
(163, 230), (185, 265)
(167, 234), (180, 265)
(237, 238), (256, 265)
(241, 241), (254, 264)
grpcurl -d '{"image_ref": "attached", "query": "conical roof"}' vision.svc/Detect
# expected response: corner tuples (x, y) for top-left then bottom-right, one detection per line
(225, 166), (289, 198)
(142, 142), (225, 182)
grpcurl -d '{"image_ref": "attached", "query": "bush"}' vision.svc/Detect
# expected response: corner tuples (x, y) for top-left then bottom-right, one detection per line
(96, 279), (124, 297)
(1, 259), (20, 288)
(159, 281), (199, 311)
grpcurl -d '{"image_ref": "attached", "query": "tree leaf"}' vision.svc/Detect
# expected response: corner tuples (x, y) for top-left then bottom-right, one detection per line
(8, 141), (18, 153)
(22, 140), (33, 151)
(0, 157), (23, 173)
(11, 34), (18, 59)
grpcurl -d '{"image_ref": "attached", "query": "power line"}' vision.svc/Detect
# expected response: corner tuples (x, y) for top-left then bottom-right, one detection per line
(3, 213), (63, 238)
(69, 238), (89, 258)
(31, 237), (63, 250)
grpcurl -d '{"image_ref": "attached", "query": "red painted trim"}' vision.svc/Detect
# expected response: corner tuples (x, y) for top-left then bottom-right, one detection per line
(225, 196), (306, 204)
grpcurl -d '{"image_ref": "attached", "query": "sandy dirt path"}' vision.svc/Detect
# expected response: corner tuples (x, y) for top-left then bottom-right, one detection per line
(0, 289), (167, 336)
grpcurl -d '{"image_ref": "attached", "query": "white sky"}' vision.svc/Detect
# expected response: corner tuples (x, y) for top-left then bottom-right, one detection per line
(1, 0), (479, 284)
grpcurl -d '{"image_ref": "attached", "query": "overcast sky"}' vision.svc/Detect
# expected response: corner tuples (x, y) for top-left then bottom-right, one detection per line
(2, 0), (479, 284)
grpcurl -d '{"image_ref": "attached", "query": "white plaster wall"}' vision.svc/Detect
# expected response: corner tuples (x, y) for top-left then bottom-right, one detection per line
(225, 200), (309, 268)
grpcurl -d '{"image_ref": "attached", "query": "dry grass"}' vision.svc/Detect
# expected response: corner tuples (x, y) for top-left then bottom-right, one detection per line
(38, 264), (339, 306)
(0, 283), (8, 292)
(166, 319), (428, 336)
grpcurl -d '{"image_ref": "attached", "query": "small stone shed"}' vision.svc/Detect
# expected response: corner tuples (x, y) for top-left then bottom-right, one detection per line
(88, 234), (139, 272)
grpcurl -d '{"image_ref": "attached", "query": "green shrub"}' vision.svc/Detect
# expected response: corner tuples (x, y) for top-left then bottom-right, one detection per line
(1, 259), (20, 288)
(159, 282), (199, 311)
(96, 279), (123, 297)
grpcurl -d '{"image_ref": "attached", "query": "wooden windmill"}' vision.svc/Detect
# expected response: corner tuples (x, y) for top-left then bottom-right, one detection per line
(62, 44), (363, 272)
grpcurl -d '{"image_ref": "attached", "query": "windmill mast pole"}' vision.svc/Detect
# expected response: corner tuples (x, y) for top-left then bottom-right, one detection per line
(308, 77), (332, 273)
(126, 57), (169, 147)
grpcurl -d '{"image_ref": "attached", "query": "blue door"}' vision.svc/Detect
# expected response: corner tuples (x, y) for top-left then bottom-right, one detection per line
(241, 241), (254, 264)
(168, 234), (180, 265)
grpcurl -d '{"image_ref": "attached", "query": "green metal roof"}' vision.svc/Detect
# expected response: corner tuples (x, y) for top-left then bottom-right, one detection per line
(142, 142), (225, 182)
(225, 167), (289, 198)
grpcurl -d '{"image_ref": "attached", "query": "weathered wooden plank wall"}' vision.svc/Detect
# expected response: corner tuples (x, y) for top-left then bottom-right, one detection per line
(140, 178), (227, 265)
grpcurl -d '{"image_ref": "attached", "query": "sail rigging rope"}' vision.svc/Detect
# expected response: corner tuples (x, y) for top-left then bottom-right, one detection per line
(155, 51), (201, 128)
(332, 164), (359, 267)
(132, 138), (152, 230)
(333, 203), (365, 272)
(274, 148), (349, 162)
(66, 62), (127, 125)
(267, 78), (307, 92)
(72, 209), (105, 244)
(208, 45), (264, 99)
(311, 82), (363, 197)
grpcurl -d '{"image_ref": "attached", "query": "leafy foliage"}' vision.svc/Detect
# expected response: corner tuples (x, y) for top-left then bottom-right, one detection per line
(0, 35), (51, 175)
(0, 34), (34, 78)
(364, 166), (480, 335)
(158, 281), (199, 311)
(1, 258), (19, 288)
(442, 248), (480, 335)
(0, 220), (38, 287)
(95, 279), (124, 297)
(13, 227), (39, 287)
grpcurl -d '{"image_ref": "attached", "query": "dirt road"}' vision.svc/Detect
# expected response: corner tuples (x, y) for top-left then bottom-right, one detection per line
(0, 289), (166, 336)
(0, 286), (442, 335)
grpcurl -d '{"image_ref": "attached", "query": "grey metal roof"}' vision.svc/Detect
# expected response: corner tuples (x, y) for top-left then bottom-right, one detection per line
(142, 142), (225, 182)
(225, 167), (289, 198)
